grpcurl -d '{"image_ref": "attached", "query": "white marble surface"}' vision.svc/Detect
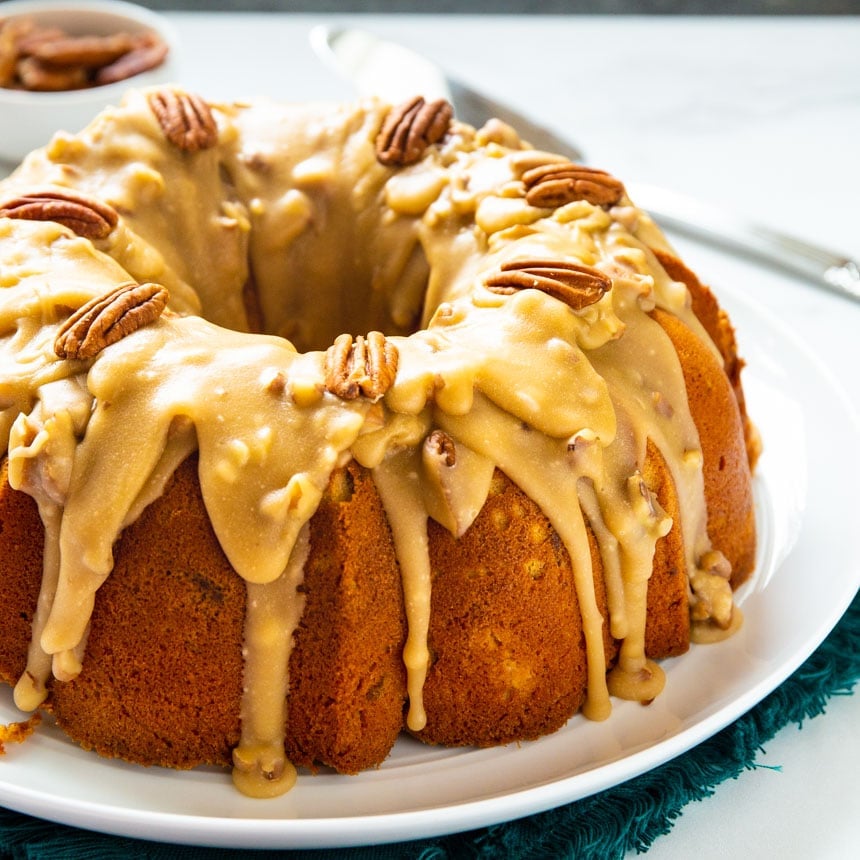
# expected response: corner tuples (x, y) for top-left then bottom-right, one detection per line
(3, 12), (859, 858)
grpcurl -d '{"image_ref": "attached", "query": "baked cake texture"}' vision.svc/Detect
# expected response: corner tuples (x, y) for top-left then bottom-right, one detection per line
(0, 88), (758, 797)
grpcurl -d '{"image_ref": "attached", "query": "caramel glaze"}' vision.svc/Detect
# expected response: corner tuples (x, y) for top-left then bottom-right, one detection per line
(0, 91), (756, 796)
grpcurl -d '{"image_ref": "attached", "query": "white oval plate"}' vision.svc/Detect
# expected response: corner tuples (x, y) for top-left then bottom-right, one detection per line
(1, 283), (858, 850)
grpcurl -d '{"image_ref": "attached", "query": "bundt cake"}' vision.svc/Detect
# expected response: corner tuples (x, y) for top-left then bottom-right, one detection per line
(0, 88), (758, 798)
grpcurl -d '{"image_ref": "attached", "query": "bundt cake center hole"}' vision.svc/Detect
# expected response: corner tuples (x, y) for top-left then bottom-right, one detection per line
(240, 245), (431, 353)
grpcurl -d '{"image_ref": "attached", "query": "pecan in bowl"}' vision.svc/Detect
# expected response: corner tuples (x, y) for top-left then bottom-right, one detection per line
(0, 1), (179, 162)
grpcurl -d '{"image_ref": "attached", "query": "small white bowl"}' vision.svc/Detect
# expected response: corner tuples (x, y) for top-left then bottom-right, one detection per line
(0, 0), (180, 164)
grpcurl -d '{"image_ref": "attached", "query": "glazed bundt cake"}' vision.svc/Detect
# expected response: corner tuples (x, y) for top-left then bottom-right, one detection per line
(0, 88), (758, 797)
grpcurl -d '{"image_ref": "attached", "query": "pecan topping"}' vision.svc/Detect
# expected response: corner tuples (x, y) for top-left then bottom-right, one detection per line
(147, 88), (218, 152)
(54, 281), (169, 360)
(324, 331), (399, 401)
(425, 429), (456, 467)
(0, 188), (118, 240)
(376, 96), (453, 167)
(522, 162), (625, 209)
(485, 259), (611, 310)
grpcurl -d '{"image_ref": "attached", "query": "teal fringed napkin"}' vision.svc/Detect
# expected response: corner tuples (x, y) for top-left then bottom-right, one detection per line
(2, 589), (858, 860)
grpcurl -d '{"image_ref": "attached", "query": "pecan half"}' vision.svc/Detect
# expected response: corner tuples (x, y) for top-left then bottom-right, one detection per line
(29, 32), (135, 67)
(54, 281), (169, 360)
(0, 18), (35, 87)
(15, 55), (87, 91)
(95, 34), (168, 86)
(522, 162), (625, 209)
(147, 88), (218, 153)
(0, 188), (118, 240)
(485, 259), (611, 310)
(324, 331), (399, 401)
(376, 96), (453, 167)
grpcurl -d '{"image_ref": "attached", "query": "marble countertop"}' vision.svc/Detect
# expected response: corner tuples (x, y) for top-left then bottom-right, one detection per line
(3, 12), (859, 858)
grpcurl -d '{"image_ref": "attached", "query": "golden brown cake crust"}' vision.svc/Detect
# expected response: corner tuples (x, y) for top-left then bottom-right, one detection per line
(285, 461), (407, 775)
(0, 449), (706, 769)
(643, 440), (691, 659)
(651, 308), (756, 587)
(50, 455), (246, 769)
(0, 456), (409, 775)
(419, 470), (603, 747)
(653, 248), (760, 472)
(0, 458), (42, 689)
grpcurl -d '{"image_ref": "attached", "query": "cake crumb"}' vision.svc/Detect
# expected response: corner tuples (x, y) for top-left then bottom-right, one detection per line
(0, 713), (41, 754)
